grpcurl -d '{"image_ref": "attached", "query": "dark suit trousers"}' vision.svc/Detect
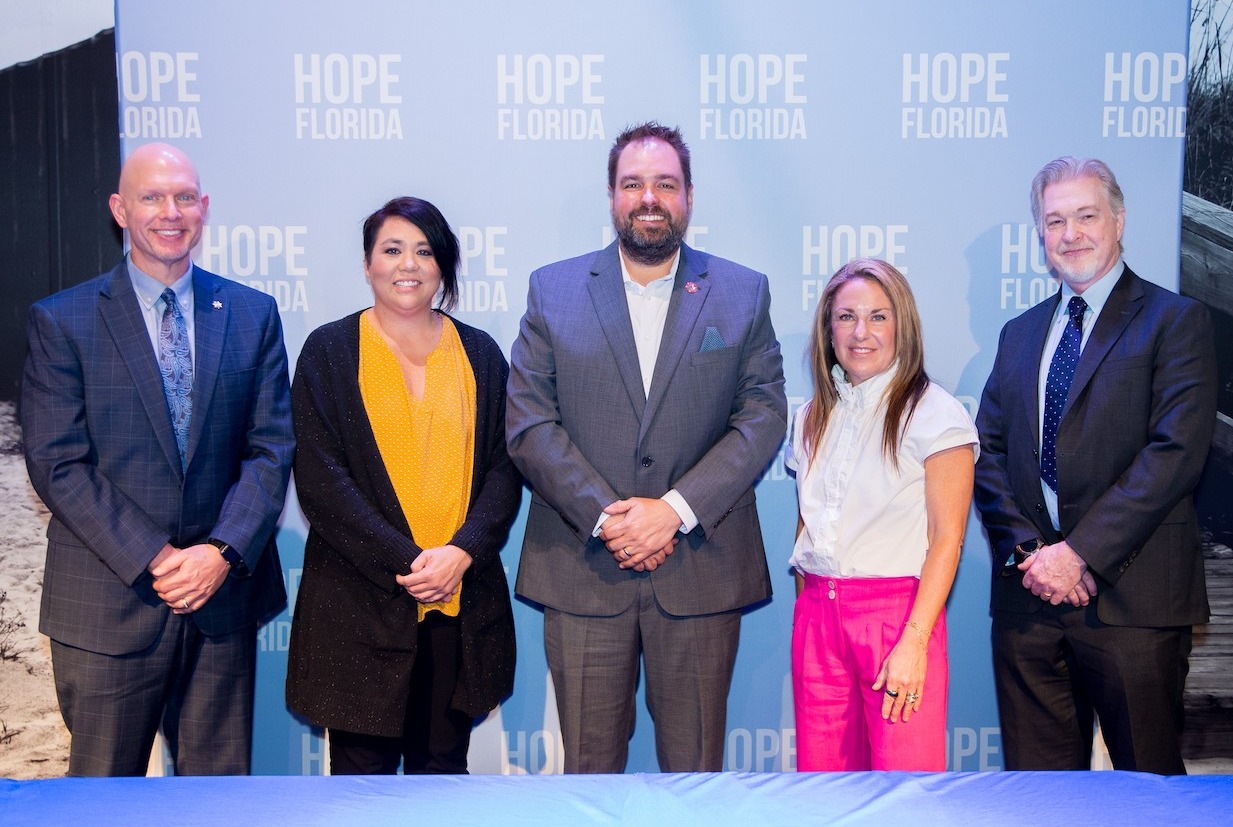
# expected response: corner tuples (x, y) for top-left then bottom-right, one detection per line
(51, 614), (256, 776)
(544, 577), (740, 773)
(992, 599), (1191, 774)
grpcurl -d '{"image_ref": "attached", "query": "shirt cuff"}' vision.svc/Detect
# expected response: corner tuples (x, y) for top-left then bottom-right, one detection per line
(592, 512), (610, 537)
(662, 489), (697, 534)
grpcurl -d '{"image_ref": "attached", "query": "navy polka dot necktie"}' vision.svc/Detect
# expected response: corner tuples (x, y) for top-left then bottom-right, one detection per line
(1041, 295), (1087, 491)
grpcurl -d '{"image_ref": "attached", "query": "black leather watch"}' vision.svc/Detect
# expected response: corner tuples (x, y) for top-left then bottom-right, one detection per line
(208, 538), (250, 578)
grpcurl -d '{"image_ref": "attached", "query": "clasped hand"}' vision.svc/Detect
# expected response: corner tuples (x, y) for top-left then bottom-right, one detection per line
(599, 497), (680, 572)
(1018, 540), (1098, 607)
(150, 542), (230, 614)
(397, 544), (472, 604)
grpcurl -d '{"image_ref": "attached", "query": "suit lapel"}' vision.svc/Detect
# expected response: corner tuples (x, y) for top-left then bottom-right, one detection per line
(643, 246), (709, 441)
(1019, 291), (1061, 440)
(1064, 268), (1143, 417)
(98, 263), (184, 475)
(188, 266), (226, 469)
(588, 243), (648, 417)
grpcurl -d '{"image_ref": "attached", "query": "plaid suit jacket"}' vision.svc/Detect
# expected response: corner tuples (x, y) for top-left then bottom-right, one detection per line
(22, 261), (293, 655)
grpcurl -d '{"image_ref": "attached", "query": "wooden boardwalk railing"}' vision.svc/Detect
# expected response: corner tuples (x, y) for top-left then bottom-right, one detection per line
(1180, 191), (1233, 759)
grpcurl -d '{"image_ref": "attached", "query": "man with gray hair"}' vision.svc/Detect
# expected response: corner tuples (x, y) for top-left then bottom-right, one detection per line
(974, 156), (1217, 773)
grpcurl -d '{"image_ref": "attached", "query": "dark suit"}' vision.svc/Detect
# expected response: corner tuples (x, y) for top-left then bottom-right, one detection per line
(975, 265), (1217, 772)
(508, 242), (787, 771)
(21, 261), (293, 775)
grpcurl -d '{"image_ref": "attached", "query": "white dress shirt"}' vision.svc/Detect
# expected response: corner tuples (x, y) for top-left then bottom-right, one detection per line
(787, 364), (978, 578)
(592, 247), (698, 535)
(1036, 260), (1122, 530)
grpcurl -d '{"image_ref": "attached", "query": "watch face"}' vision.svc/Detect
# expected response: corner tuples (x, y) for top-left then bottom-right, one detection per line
(1013, 541), (1041, 563)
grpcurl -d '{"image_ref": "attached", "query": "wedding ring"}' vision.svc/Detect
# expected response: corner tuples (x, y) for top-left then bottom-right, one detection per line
(622, 548), (631, 559)
(182, 598), (190, 610)
(906, 692), (921, 703)
(1042, 592), (1053, 599)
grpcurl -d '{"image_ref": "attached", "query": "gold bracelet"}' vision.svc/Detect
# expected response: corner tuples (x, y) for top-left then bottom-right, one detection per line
(904, 620), (930, 645)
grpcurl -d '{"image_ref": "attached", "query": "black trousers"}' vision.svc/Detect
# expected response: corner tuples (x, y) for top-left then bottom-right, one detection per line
(328, 612), (474, 775)
(992, 600), (1191, 774)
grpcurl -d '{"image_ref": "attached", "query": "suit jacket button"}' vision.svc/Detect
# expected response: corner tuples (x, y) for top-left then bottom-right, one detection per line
(641, 456), (653, 467)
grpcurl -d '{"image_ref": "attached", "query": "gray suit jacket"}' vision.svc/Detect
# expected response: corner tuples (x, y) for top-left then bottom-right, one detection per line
(974, 266), (1217, 626)
(507, 242), (787, 617)
(22, 261), (293, 655)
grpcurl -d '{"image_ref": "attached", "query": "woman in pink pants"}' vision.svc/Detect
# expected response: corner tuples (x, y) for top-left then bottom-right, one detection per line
(787, 258), (977, 771)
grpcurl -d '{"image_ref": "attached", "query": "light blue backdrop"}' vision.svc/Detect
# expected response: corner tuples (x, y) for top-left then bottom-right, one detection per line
(114, 0), (1190, 774)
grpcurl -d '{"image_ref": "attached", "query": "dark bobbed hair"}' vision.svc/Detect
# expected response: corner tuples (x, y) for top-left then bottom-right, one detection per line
(802, 258), (930, 468)
(607, 121), (692, 190)
(362, 196), (462, 312)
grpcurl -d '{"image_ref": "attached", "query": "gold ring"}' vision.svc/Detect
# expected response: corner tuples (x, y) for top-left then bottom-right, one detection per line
(182, 598), (190, 610)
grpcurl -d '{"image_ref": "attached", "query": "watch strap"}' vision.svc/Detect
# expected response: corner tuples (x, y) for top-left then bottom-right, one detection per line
(208, 538), (250, 577)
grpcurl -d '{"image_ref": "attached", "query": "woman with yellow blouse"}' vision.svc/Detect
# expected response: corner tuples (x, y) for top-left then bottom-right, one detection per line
(287, 197), (520, 774)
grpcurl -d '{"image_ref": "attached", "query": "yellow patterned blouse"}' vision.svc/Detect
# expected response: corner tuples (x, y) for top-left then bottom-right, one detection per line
(358, 312), (476, 620)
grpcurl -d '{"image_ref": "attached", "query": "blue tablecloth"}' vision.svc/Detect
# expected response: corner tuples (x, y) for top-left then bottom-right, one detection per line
(5, 770), (1233, 826)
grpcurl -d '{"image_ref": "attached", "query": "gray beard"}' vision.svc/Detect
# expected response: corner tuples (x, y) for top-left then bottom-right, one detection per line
(1054, 261), (1102, 289)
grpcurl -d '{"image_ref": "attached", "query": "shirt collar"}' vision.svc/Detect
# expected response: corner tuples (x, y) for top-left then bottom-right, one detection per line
(618, 247), (679, 294)
(832, 361), (898, 407)
(128, 258), (194, 312)
(1057, 258), (1123, 321)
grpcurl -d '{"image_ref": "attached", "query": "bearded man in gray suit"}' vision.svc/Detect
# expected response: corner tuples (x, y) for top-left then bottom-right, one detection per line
(507, 121), (787, 773)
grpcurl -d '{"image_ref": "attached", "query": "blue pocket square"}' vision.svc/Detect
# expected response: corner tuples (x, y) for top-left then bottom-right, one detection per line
(700, 326), (727, 352)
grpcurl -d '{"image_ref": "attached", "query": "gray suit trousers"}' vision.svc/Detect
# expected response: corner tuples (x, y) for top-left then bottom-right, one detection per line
(544, 578), (740, 773)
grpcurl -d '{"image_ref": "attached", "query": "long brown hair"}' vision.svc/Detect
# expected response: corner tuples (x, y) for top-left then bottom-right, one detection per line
(802, 258), (929, 468)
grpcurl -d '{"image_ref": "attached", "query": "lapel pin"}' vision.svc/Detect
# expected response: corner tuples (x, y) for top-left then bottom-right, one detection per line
(212, 300), (223, 310)
(685, 281), (698, 294)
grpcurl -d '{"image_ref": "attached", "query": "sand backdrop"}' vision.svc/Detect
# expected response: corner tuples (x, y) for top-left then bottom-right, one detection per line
(0, 400), (69, 778)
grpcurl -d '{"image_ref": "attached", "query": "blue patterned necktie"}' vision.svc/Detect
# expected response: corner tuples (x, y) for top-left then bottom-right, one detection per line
(1041, 295), (1087, 491)
(157, 288), (193, 469)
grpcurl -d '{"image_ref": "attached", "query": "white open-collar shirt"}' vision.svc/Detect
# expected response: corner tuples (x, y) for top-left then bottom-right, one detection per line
(591, 247), (698, 535)
(787, 364), (978, 578)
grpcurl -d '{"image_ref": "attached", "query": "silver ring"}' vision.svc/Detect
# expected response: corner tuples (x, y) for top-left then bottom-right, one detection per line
(182, 598), (190, 610)
(1042, 592), (1053, 599)
(906, 692), (921, 703)
(622, 548), (631, 559)
(885, 689), (899, 698)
